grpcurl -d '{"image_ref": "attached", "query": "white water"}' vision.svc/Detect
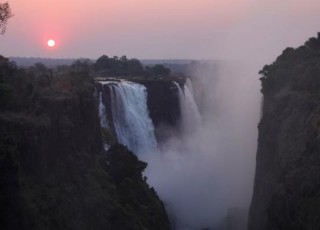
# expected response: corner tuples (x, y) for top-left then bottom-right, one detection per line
(145, 64), (259, 229)
(98, 91), (109, 129)
(98, 87), (111, 150)
(107, 81), (157, 155)
(174, 81), (202, 134)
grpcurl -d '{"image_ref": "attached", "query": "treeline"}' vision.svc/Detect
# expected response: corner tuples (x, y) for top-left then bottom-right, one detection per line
(259, 33), (320, 94)
(0, 52), (183, 113)
(0, 54), (173, 110)
(94, 55), (169, 76)
(0, 55), (93, 111)
(52, 55), (171, 77)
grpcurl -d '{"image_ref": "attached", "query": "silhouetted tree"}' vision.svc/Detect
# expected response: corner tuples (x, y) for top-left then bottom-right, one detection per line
(118, 55), (128, 75)
(95, 55), (110, 71)
(127, 59), (144, 76)
(305, 37), (320, 50)
(145, 64), (170, 76)
(0, 2), (13, 34)
(71, 58), (92, 73)
(94, 55), (171, 77)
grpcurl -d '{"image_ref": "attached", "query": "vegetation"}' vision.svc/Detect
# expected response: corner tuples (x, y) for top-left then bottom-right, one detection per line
(145, 64), (171, 76)
(259, 34), (320, 95)
(0, 57), (170, 230)
(106, 144), (170, 230)
(93, 55), (171, 77)
(0, 1), (13, 34)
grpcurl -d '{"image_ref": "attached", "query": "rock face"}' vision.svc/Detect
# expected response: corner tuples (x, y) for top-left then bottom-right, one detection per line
(0, 67), (170, 230)
(142, 80), (181, 128)
(248, 34), (320, 230)
(140, 79), (183, 143)
(219, 207), (248, 230)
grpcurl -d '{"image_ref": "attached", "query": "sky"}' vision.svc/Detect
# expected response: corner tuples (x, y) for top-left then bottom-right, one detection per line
(1, 0), (320, 60)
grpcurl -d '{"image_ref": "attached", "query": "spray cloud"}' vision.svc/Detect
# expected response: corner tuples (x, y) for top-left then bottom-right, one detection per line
(144, 61), (261, 229)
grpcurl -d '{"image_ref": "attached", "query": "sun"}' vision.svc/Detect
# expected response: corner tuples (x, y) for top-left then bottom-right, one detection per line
(47, 39), (56, 48)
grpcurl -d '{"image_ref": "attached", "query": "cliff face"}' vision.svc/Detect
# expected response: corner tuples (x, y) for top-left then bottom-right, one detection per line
(248, 35), (320, 230)
(0, 80), (107, 230)
(0, 67), (170, 230)
(139, 80), (181, 128)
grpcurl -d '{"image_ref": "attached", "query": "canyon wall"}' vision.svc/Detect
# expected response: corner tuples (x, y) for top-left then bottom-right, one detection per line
(248, 34), (320, 230)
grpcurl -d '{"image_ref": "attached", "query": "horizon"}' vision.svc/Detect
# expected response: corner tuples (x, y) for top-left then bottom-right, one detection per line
(1, 0), (320, 64)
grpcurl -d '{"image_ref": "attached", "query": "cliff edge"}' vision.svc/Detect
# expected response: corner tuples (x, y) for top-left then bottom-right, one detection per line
(248, 34), (320, 230)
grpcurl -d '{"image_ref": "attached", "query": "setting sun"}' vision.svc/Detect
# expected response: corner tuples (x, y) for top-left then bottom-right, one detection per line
(47, 39), (55, 48)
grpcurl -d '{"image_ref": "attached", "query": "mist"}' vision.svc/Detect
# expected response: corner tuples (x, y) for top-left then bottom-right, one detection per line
(143, 60), (261, 229)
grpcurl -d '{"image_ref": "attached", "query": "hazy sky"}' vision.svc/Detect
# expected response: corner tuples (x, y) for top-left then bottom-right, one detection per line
(1, 0), (320, 60)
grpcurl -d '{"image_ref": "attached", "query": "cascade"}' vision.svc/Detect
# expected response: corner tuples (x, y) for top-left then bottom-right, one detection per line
(98, 87), (111, 150)
(99, 80), (157, 155)
(174, 80), (201, 134)
(99, 91), (109, 129)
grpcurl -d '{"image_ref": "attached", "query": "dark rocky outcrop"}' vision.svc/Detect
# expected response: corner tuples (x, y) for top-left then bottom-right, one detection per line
(0, 64), (170, 230)
(141, 80), (181, 128)
(248, 34), (320, 230)
(140, 79), (183, 143)
(106, 144), (170, 230)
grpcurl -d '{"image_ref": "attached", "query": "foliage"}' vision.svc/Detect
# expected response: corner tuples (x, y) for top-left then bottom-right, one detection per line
(0, 58), (95, 112)
(0, 1), (13, 34)
(0, 58), (35, 111)
(93, 55), (171, 77)
(259, 34), (320, 95)
(93, 55), (144, 76)
(106, 144), (170, 230)
(145, 64), (171, 76)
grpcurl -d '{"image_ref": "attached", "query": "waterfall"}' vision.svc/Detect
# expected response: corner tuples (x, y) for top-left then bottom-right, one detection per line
(98, 89), (111, 150)
(174, 80), (201, 134)
(97, 78), (200, 154)
(99, 80), (157, 155)
(99, 91), (109, 129)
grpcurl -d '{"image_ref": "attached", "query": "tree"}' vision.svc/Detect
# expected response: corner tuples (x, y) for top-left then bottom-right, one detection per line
(71, 58), (92, 73)
(95, 55), (110, 71)
(127, 59), (144, 76)
(0, 2), (13, 34)
(145, 64), (171, 76)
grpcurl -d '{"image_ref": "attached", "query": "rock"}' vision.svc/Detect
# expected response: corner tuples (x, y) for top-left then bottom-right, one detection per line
(248, 34), (320, 230)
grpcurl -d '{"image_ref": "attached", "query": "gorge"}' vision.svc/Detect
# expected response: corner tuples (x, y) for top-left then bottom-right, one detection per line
(93, 60), (259, 229)
(0, 54), (260, 229)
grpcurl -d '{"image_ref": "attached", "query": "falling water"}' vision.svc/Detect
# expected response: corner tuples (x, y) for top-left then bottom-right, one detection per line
(174, 80), (202, 134)
(105, 80), (157, 155)
(99, 91), (109, 129)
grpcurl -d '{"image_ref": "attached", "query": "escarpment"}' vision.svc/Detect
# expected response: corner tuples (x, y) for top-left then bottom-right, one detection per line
(0, 65), (170, 230)
(248, 34), (320, 230)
